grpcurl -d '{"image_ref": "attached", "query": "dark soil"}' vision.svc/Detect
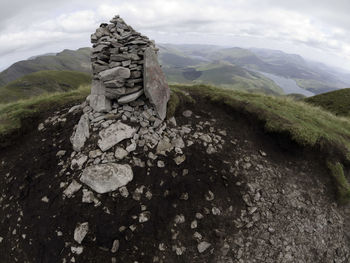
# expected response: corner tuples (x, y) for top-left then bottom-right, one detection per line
(0, 94), (338, 263)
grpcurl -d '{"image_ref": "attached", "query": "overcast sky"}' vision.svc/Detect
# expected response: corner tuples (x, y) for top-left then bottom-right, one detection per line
(1, 0), (350, 71)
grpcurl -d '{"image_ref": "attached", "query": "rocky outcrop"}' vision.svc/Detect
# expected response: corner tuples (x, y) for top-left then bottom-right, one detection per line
(88, 15), (170, 119)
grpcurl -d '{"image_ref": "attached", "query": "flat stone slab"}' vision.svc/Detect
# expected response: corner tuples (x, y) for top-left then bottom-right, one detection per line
(143, 47), (170, 120)
(98, 122), (137, 151)
(118, 89), (144, 104)
(98, 67), (130, 82)
(80, 163), (133, 194)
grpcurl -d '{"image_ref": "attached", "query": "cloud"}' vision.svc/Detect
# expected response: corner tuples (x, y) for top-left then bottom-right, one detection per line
(0, 0), (350, 71)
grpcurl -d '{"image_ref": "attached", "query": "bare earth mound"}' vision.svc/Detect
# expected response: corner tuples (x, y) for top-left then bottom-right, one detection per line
(0, 93), (349, 263)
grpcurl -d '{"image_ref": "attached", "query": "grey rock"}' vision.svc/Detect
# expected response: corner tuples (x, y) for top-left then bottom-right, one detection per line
(174, 155), (186, 165)
(111, 240), (120, 253)
(171, 137), (185, 148)
(104, 80), (125, 88)
(182, 110), (193, 118)
(71, 246), (84, 255)
(98, 67), (131, 82)
(74, 222), (89, 244)
(71, 114), (90, 152)
(115, 147), (128, 160)
(118, 89), (144, 104)
(98, 122), (137, 151)
(63, 180), (82, 198)
(198, 241), (211, 253)
(80, 163), (133, 194)
(89, 149), (102, 159)
(89, 94), (112, 112)
(139, 211), (151, 223)
(56, 150), (66, 157)
(82, 189), (100, 205)
(71, 154), (88, 170)
(156, 138), (173, 155)
(143, 47), (170, 120)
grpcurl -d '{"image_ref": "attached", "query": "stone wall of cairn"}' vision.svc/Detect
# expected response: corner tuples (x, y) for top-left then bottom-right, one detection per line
(89, 15), (168, 118)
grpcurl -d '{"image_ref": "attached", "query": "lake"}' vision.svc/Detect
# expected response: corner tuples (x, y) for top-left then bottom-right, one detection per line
(259, 72), (315, 97)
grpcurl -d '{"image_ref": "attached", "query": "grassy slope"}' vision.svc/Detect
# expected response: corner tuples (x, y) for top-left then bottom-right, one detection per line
(170, 85), (350, 164)
(305, 88), (350, 117)
(0, 48), (91, 86)
(0, 70), (92, 103)
(0, 85), (90, 139)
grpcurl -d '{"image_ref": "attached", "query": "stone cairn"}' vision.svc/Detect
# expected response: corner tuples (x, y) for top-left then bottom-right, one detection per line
(88, 15), (170, 120)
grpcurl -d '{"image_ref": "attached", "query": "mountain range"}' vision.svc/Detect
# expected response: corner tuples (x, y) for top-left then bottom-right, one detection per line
(1, 44), (349, 100)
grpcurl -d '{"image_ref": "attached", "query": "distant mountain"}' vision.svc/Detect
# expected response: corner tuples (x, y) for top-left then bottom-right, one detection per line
(158, 44), (350, 95)
(1, 44), (349, 96)
(0, 48), (91, 87)
(0, 70), (91, 103)
(158, 45), (283, 95)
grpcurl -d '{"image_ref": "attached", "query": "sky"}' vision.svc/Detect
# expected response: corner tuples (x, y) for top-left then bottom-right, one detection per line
(1, 0), (350, 72)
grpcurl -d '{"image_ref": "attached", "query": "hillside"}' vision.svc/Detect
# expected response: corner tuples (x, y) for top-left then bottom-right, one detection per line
(158, 44), (350, 95)
(305, 88), (350, 117)
(0, 70), (92, 103)
(0, 48), (91, 87)
(162, 62), (284, 95)
(0, 84), (350, 262)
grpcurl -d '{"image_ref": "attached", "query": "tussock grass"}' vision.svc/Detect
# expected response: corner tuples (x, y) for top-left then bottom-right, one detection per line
(0, 70), (91, 103)
(173, 84), (350, 162)
(305, 88), (350, 117)
(0, 85), (90, 137)
(327, 161), (350, 204)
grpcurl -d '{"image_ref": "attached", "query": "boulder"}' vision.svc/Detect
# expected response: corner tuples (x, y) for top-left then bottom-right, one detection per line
(98, 122), (137, 151)
(143, 47), (170, 120)
(71, 114), (90, 152)
(80, 163), (133, 194)
(98, 67), (131, 82)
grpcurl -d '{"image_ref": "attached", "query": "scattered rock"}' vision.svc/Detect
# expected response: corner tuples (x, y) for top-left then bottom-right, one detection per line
(71, 246), (84, 255)
(98, 122), (137, 151)
(115, 147), (128, 160)
(41, 196), (49, 203)
(182, 110), (193, 118)
(80, 163), (133, 194)
(74, 222), (89, 244)
(174, 155), (186, 165)
(111, 240), (120, 253)
(197, 241), (211, 253)
(63, 180), (82, 198)
(139, 211), (151, 223)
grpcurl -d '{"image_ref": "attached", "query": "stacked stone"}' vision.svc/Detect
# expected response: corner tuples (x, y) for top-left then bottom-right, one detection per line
(89, 15), (158, 114)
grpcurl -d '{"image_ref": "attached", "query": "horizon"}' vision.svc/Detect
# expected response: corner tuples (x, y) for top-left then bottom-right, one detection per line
(1, 0), (350, 72)
(1, 43), (349, 75)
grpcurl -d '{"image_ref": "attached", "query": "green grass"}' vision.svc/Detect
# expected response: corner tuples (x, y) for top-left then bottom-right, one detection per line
(0, 85), (90, 140)
(305, 88), (350, 117)
(327, 161), (350, 204)
(0, 47), (91, 86)
(172, 84), (350, 162)
(0, 70), (91, 103)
